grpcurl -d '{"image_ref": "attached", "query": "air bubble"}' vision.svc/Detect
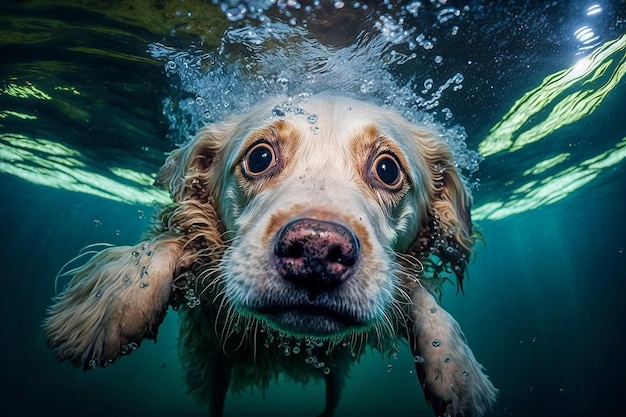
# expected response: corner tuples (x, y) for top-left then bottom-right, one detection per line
(432, 339), (441, 347)
(434, 55), (443, 64)
(276, 76), (289, 90)
(387, 364), (393, 372)
(444, 356), (451, 363)
(323, 367), (331, 374)
(140, 282), (149, 288)
(272, 105), (286, 119)
(222, 5), (247, 22)
(195, 97), (205, 106)
(406, 1), (421, 16)
(166, 61), (176, 70)
(413, 355), (425, 363)
(334, 1), (345, 9)
(293, 346), (300, 354)
(437, 7), (460, 24)
(360, 79), (375, 93)
(307, 113), (318, 124)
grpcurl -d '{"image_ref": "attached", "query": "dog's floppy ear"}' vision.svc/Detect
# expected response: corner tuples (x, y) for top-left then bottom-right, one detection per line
(405, 126), (476, 292)
(43, 237), (183, 369)
(156, 121), (236, 205)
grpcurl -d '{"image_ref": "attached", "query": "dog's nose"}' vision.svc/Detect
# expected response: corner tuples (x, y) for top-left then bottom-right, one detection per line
(274, 218), (359, 293)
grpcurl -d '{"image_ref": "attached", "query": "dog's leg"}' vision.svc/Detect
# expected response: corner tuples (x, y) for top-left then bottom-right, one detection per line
(317, 368), (345, 417)
(409, 286), (497, 417)
(43, 237), (182, 369)
(207, 356), (232, 417)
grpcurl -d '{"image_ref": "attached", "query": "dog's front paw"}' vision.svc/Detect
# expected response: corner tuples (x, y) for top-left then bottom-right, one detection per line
(410, 287), (497, 417)
(43, 240), (181, 369)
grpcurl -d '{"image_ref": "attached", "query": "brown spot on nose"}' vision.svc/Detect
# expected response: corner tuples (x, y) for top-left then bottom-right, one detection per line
(274, 218), (359, 294)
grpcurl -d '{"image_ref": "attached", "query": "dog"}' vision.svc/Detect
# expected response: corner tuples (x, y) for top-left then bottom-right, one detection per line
(44, 95), (497, 417)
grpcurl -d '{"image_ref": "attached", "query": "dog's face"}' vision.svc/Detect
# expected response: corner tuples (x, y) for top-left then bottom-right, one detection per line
(159, 95), (472, 339)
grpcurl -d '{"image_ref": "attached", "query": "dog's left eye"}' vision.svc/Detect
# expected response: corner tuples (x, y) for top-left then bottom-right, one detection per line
(371, 153), (403, 189)
(244, 142), (277, 176)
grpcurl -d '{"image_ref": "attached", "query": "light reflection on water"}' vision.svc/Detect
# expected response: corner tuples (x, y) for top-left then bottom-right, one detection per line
(0, 1), (624, 216)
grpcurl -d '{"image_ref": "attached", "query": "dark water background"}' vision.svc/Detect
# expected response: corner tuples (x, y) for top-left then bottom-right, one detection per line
(1, 1), (625, 417)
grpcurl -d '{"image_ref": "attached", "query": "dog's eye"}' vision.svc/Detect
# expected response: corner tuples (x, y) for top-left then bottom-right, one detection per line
(244, 142), (277, 176)
(372, 153), (403, 189)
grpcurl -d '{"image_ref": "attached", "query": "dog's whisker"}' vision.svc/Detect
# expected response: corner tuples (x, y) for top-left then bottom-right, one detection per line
(219, 305), (239, 351)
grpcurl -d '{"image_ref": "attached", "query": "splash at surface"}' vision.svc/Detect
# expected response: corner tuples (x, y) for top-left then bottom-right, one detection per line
(149, 1), (482, 182)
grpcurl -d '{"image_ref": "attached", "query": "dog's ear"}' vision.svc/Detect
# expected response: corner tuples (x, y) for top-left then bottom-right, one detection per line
(405, 127), (476, 292)
(156, 121), (235, 205)
(43, 237), (183, 369)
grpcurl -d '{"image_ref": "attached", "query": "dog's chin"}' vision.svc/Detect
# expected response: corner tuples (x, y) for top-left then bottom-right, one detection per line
(257, 307), (366, 337)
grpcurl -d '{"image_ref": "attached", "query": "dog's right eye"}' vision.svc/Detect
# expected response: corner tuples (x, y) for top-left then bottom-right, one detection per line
(371, 152), (404, 190)
(244, 142), (277, 176)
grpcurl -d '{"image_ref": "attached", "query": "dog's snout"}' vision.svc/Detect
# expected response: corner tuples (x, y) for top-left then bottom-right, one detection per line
(274, 218), (359, 292)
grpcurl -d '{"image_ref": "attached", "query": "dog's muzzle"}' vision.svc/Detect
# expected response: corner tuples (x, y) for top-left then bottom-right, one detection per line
(255, 218), (363, 336)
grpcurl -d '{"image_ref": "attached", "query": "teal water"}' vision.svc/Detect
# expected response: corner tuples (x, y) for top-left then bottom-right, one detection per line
(1, 1), (625, 417)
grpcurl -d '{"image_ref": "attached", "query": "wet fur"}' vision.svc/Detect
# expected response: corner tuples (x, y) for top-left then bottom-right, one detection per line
(44, 96), (497, 416)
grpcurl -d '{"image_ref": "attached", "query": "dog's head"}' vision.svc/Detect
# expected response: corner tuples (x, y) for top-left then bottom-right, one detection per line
(158, 95), (474, 339)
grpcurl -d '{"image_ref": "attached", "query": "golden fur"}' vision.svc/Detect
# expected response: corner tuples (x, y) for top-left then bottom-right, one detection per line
(44, 95), (496, 416)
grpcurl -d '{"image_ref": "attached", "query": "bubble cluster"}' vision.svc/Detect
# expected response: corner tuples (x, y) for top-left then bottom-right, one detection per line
(257, 326), (360, 371)
(211, 0), (348, 24)
(150, 2), (482, 180)
(120, 342), (138, 355)
(184, 288), (201, 308)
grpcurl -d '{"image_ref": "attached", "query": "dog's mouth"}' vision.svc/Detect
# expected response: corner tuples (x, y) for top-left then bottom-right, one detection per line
(254, 302), (365, 337)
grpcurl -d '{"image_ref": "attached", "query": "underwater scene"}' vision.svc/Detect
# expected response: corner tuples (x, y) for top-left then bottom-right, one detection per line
(1, 1), (625, 416)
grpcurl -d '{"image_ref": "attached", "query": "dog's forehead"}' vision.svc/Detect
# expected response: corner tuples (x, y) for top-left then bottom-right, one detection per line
(228, 96), (419, 175)
(299, 96), (399, 136)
